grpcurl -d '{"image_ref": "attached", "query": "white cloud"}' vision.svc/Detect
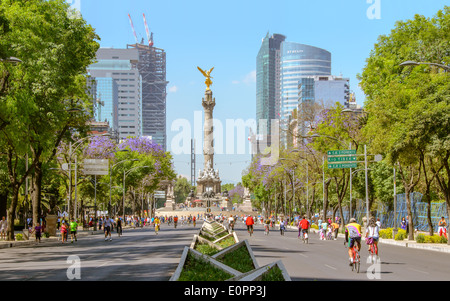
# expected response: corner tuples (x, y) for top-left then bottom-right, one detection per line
(243, 70), (256, 84)
(168, 85), (178, 93)
(232, 70), (256, 85)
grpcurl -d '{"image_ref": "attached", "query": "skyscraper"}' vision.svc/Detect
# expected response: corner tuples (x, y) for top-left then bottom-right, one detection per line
(280, 42), (332, 121)
(88, 48), (142, 140)
(94, 77), (119, 131)
(128, 43), (168, 151)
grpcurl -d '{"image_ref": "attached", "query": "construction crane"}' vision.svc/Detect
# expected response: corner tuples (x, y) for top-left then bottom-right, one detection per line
(128, 13), (138, 44)
(143, 13), (153, 47)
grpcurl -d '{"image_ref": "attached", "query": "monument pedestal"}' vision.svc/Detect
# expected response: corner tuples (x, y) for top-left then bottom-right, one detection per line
(45, 215), (57, 237)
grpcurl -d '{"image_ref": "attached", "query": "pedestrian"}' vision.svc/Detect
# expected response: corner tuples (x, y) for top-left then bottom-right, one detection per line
(438, 216), (447, 238)
(0, 216), (7, 240)
(279, 218), (285, 236)
(401, 217), (408, 231)
(61, 221), (68, 243)
(70, 219), (78, 243)
(104, 215), (114, 241)
(33, 222), (42, 243)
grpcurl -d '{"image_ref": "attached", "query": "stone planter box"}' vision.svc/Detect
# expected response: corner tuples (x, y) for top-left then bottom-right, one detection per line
(171, 219), (291, 281)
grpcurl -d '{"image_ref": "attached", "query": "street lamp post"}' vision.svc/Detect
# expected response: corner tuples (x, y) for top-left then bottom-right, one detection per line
(108, 155), (135, 216)
(123, 166), (150, 218)
(400, 60), (450, 71)
(68, 133), (110, 222)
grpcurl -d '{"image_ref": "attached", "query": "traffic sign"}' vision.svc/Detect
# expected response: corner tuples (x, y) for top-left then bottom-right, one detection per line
(327, 156), (357, 162)
(327, 149), (357, 156)
(328, 163), (357, 169)
(83, 159), (109, 175)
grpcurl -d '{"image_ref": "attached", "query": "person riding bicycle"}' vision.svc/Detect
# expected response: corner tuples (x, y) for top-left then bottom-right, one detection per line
(228, 215), (235, 231)
(264, 217), (271, 235)
(365, 216), (379, 254)
(345, 218), (362, 266)
(245, 215), (254, 234)
(154, 216), (161, 233)
(298, 216), (310, 239)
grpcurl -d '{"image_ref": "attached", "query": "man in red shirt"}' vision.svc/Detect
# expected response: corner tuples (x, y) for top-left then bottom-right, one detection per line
(245, 215), (254, 235)
(298, 216), (310, 238)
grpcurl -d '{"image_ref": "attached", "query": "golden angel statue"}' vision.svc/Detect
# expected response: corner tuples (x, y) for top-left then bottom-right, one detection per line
(197, 66), (214, 91)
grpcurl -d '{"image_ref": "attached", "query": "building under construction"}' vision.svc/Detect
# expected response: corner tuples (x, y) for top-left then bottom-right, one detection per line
(127, 43), (168, 150)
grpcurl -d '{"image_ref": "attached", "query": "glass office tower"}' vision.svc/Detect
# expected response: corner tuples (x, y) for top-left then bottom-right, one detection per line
(280, 42), (331, 121)
(94, 77), (119, 131)
(256, 32), (285, 146)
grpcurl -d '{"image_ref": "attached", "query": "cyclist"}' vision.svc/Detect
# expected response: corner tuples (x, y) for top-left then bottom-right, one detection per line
(228, 215), (235, 231)
(298, 216), (310, 240)
(365, 217), (379, 254)
(245, 215), (254, 235)
(264, 217), (271, 235)
(154, 216), (161, 234)
(193, 215), (197, 227)
(345, 218), (362, 266)
(174, 215), (178, 228)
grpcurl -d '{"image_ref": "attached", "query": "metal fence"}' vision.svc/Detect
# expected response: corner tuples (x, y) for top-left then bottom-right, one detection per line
(336, 192), (448, 232)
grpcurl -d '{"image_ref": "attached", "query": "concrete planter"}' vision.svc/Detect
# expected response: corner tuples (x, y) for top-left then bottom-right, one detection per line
(170, 220), (291, 281)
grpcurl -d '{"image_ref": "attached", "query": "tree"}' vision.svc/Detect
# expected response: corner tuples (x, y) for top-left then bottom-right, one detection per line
(359, 7), (450, 239)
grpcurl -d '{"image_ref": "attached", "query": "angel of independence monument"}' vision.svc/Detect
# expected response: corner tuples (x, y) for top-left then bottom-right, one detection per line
(192, 67), (231, 211)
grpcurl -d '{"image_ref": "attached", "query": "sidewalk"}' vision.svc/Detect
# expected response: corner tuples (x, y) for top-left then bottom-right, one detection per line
(0, 227), (108, 249)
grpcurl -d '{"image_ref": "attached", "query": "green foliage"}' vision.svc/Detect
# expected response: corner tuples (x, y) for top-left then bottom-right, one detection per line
(395, 229), (407, 240)
(416, 233), (448, 244)
(219, 245), (255, 273)
(260, 266), (285, 281)
(178, 254), (232, 281)
(379, 228), (393, 239)
(194, 243), (219, 256)
(15, 233), (23, 241)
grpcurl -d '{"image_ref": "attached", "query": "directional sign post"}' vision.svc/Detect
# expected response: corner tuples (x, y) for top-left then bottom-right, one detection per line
(327, 150), (357, 169)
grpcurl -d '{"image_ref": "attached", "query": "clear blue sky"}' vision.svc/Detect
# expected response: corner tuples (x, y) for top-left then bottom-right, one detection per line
(77, 0), (448, 184)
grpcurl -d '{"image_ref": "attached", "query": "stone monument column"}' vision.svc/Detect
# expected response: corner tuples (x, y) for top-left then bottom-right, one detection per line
(202, 90), (215, 170)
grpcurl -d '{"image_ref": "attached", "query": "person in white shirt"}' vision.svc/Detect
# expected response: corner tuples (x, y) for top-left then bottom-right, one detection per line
(104, 216), (114, 241)
(365, 217), (380, 254)
(0, 216), (7, 240)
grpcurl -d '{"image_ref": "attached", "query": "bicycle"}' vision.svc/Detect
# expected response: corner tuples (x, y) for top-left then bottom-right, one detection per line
(351, 243), (361, 273)
(247, 225), (253, 236)
(302, 230), (309, 244)
(264, 224), (270, 235)
(155, 224), (160, 235)
(367, 238), (378, 264)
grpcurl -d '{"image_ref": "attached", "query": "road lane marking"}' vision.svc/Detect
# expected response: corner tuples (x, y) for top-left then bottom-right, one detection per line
(408, 268), (429, 275)
(325, 264), (337, 270)
(299, 254), (308, 258)
(96, 261), (113, 268)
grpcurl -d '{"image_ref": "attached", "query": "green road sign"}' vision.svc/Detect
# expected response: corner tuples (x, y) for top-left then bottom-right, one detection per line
(328, 163), (357, 169)
(327, 156), (357, 162)
(327, 149), (357, 156)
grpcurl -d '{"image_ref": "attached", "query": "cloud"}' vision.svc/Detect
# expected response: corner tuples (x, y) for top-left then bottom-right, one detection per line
(168, 85), (178, 93)
(232, 70), (256, 85)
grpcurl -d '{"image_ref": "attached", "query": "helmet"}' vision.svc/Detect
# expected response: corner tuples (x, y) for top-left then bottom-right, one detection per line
(350, 218), (356, 223)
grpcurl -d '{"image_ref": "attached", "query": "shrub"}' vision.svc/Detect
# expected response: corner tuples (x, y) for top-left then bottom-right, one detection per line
(43, 232), (50, 238)
(416, 234), (426, 243)
(379, 228), (393, 239)
(15, 233), (24, 241)
(178, 254), (232, 281)
(395, 229), (407, 241)
(219, 245), (255, 273)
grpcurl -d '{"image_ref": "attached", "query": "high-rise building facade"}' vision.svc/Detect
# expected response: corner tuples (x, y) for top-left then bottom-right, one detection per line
(128, 43), (168, 150)
(88, 48), (142, 140)
(256, 33), (285, 144)
(94, 77), (119, 131)
(280, 42), (331, 121)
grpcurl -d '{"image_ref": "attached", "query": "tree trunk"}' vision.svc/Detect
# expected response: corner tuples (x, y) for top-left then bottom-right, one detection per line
(6, 186), (20, 241)
(32, 162), (43, 227)
(323, 179), (331, 220)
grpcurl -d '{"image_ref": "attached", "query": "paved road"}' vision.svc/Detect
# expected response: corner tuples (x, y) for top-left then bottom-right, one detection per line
(0, 224), (199, 281)
(235, 222), (450, 281)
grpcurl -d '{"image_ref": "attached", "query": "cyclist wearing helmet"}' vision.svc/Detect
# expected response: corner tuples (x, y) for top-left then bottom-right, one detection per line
(345, 218), (362, 266)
